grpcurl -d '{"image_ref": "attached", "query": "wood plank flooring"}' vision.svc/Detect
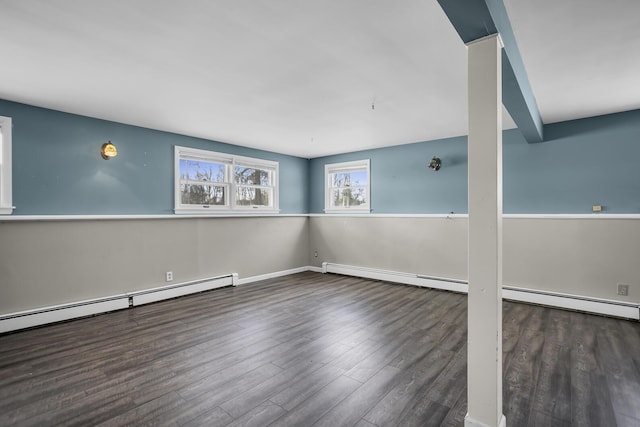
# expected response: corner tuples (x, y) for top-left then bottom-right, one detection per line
(1, 272), (639, 426)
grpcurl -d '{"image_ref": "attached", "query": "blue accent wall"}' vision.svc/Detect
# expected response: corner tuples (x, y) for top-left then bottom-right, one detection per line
(3, 98), (639, 216)
(505, 110), (640, 214)
(310, 136), (469, 214)
(311, 109), (640, 214)
(0, 99), (309, 215)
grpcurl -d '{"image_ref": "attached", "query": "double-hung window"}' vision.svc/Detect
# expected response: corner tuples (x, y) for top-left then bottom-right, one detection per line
(324, 159), (370, 213)
(234, 161), (276, 208)
(0, 116), (13, 215)
(175, 146), (278, 213)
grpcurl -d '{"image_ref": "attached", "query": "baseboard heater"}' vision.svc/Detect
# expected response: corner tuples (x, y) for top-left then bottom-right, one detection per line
(127, 274), (236, 306)
(0, 296), (130, 334)
(0, 273), (237, 334)
(322, 262), (640, 320)
(322, 262), (469, 293)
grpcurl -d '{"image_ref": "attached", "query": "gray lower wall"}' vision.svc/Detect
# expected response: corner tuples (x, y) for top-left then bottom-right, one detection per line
(3, 214), (638, 316)
(503, 217), (639, 300)
(309, 216), (469, 281)
(0, 216), (309, 314)
(309, 216), (640, 302)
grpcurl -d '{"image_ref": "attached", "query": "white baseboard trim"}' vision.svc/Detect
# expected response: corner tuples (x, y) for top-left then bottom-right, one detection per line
(0, 296), (130, 334)
(128, 274), (234, 306)
(321, 262), (640, 320)
(236, 266), (313, 285)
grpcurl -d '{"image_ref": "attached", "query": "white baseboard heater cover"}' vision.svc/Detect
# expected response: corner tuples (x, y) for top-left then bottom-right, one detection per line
(322, 262), (469, 293)
(128, 274), (235, 306)
(0, 273), (237, 334)
(501, 286), (639, 320)
(322, 262), (640, 320)
(0, 296), (130, 334)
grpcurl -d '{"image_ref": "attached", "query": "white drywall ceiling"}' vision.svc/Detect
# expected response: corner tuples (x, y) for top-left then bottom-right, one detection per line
(1, 0), (638, 158)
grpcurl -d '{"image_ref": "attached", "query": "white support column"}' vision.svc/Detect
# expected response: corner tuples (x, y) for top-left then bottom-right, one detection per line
(465, 34), (506, 427)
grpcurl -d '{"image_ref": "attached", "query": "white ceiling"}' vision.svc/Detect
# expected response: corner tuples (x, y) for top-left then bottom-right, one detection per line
(504, 0), (640, 124)
(1, 0), (638, 158)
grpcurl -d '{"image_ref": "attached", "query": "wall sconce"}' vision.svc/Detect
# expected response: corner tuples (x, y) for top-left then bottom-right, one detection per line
(100, 141), (118, 160)
(428, 156), (441, 171)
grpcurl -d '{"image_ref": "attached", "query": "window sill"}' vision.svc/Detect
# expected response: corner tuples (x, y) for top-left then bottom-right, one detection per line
(323, 209), (371, 214)
(174, 208), (281, 215)
(0, 206), (15, 215)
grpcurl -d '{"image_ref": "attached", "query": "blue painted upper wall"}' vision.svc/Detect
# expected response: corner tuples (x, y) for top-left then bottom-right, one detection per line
(504, 110), (640, 214)
(3, 99), (638, 215)
(309, 136), (469, 214)
(310, 109), (640, 214)
(0, 99), (309, 215)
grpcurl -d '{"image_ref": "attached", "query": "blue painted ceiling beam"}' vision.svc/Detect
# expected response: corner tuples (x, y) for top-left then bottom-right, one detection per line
(437, 0), (544, 142)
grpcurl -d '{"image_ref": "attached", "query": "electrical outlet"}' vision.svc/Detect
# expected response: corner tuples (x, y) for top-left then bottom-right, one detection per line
(166, 271), (173, 282)
(617, 283), (629, 296)
(314, 251), (318, 258)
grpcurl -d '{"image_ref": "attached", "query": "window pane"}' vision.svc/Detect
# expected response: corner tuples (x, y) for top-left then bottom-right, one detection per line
(324, 160), (369, 212)
(176, 146), (279, 212)
(236, 186), (272, 207)
(331, 187), (367, 207)
(180, 159), (225, 182)
(234, 165), (271, 186)
(331, 169), (367, 188)
(181, 184), (226, 205)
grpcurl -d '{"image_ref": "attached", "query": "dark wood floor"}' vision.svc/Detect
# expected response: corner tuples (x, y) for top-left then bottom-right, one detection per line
(1, 272), (639, 426)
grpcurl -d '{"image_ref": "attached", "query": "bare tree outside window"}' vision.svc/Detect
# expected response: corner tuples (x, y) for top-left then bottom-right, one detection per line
(325, 159), (370, 212)
(180, 160), (226, 205)
(331, 171), (367, 207)
(235, 165), (272, 207)
(175, 146), (278, 213)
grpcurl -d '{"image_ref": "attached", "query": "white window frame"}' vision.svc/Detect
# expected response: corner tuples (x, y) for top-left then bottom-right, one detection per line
(0, 116), (13, 215)
(324, 159), (371, 213)
(175, 146), (279, 214)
